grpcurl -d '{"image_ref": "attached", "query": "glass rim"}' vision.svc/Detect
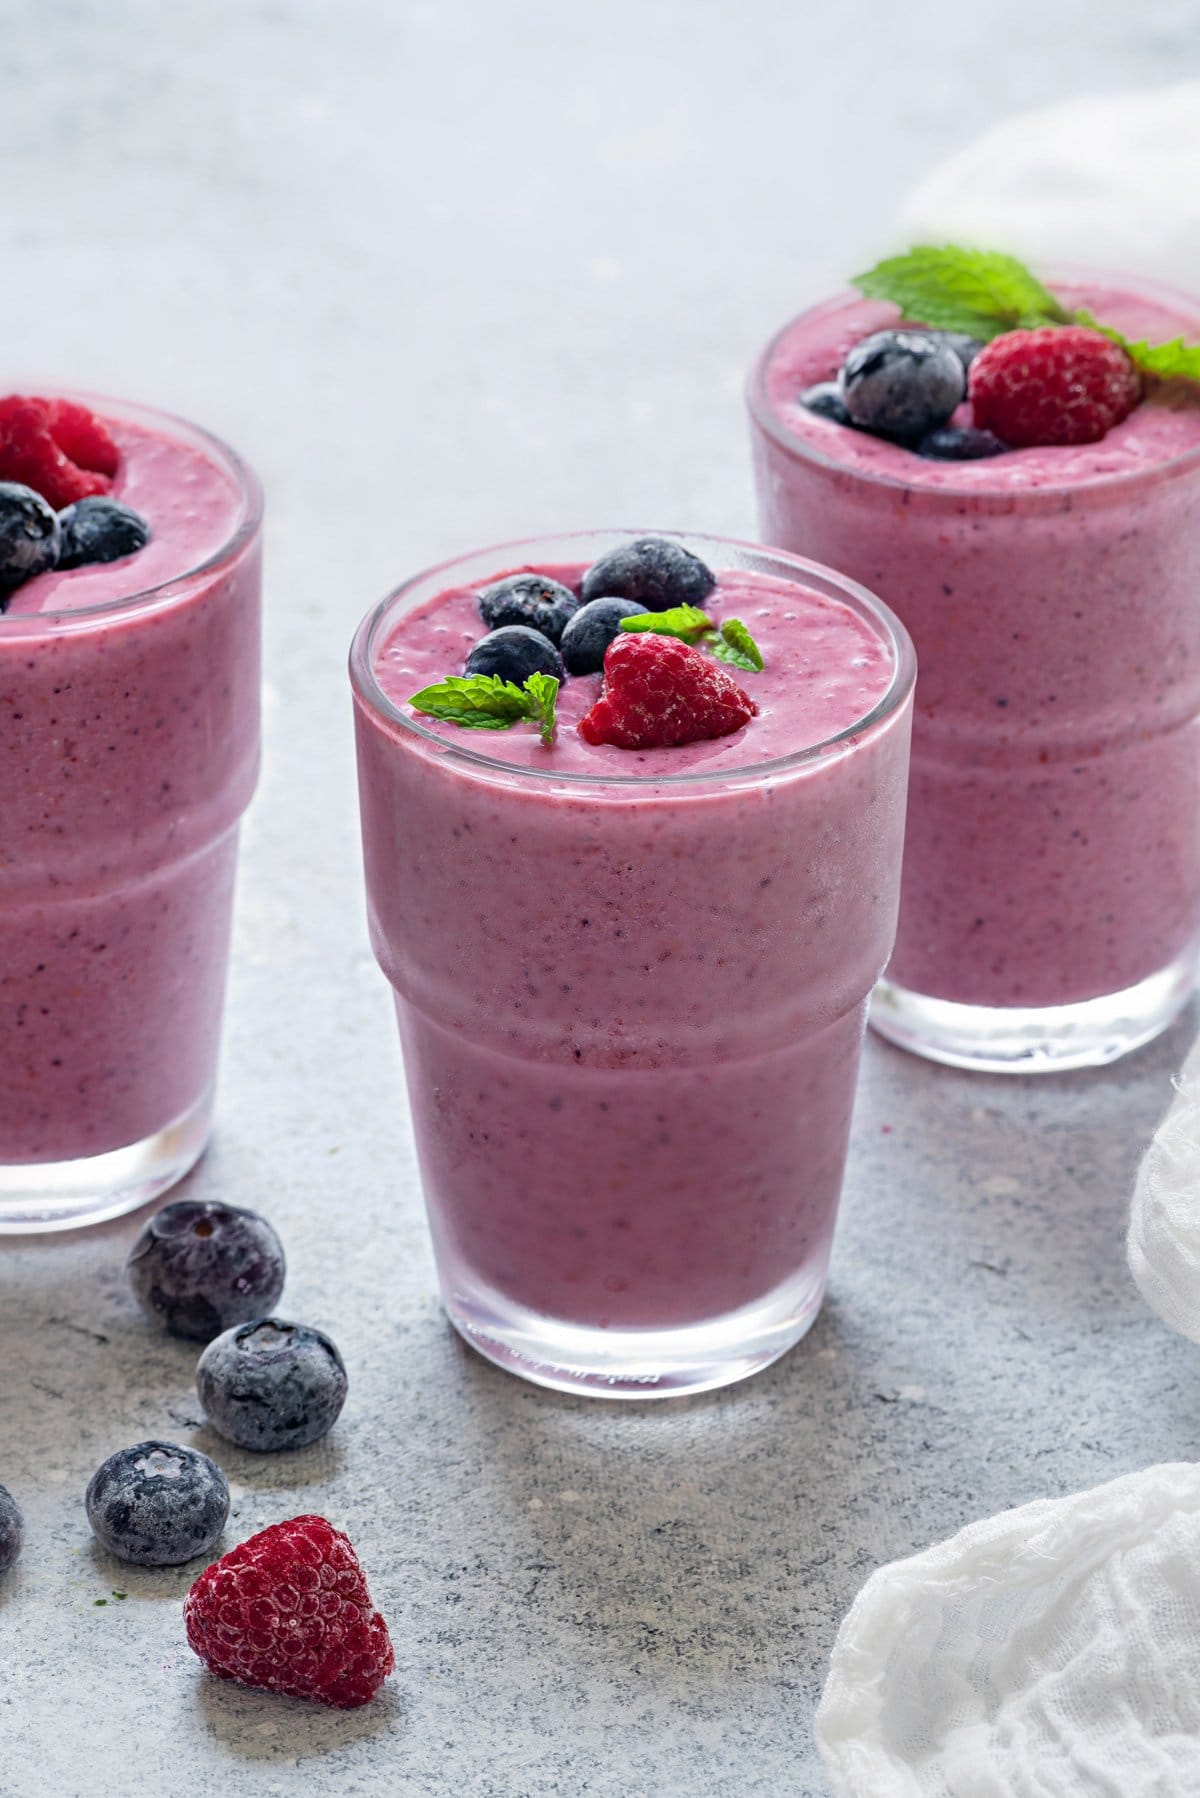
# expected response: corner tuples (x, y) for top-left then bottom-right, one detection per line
(746, 267), (1200, 501)
(348, 527), (917, 790)
(0, 389), (263, 633)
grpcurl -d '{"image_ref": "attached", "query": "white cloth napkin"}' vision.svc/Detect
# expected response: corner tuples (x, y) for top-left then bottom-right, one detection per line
(897, 83), (1200, 293)
(816, 1464), (1200, 1797)
(1129, 1035), (1200, 1342)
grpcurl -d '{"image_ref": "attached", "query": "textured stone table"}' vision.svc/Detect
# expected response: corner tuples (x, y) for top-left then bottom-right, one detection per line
(4, 3), (1200, 1793)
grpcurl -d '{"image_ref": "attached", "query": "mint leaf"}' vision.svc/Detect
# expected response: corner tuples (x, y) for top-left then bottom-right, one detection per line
(522, 671), (559, 746)
(409, 671), (557, 741)
(408, 674), (536, 729)
(619, 604), (713, 644)
(852, 245), (1070, 339)
(853, 246), (1200, 382)
(704, 618), (763, 673)
(1074, 309), (1200, 381)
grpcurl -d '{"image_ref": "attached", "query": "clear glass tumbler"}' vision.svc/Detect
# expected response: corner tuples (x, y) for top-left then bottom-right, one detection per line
(749, 280), (1200, 1072)
(350, 530), (914, 1398)
(0, 396), (262, 1231)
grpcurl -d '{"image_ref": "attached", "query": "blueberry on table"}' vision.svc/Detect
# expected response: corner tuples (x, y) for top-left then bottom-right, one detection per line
(86, 1442), (229, 1566)
(579, 537), (716, 612)
(800, 381), (852, 424)
(0, 481), (61, 599)
(126, 1199), (286, 1343)
(196, 1319), (348, 1452)
(57, 496), (150, 569)
(559, 597), (644, 675)
(477, 573), (579, 643)
(466, 625), (564, 684)
(0, 1484), (24, 1572)
(839, 329), (965, 441)
(917, 424), (1009, 460)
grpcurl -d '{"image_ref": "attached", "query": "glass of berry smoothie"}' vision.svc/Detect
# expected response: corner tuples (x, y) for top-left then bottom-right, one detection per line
(749, 272), (1200, 1071)
(351, 530), (914, 1397)
(0, 392), (262, 1230)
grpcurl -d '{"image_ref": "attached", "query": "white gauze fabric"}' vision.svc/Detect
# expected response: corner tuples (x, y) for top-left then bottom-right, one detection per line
(816, 1463), (1200, 1798)
(898, 84), (1200, 294)
(1129, 1033), (1200, 1342)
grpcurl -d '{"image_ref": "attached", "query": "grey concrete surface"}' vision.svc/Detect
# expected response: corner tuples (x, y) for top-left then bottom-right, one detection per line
(4, 3), (1200, 1793)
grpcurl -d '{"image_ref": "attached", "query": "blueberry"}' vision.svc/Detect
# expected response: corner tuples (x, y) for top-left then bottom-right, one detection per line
(477, 573), (579, 644)
(0, 1484), (23, 1573)
(57, 496), (151, 570)
(126, 1199), (286, 1343)
(559, 597), (645, 675)
(85, 1441), (229, 1566)
(927, 331), (985, 372)
(0, 481), (60, 602)
(196, 1319), (348, 1452)
(465, 625), (564, 684)
(800, 382), (852, 425)
(840, 330), (965, 442)
(917, 425), (1009, 460)
(579, 537), (716, 613)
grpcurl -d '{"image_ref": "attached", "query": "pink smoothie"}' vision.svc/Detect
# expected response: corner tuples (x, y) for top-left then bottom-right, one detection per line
(750, 279), (1200, 1011)
(0, 399), (261, 1166)
(353, 537), (913, 1381)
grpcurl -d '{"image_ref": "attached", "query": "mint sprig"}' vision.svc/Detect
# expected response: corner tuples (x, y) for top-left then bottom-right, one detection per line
(853, 245), (1200, 381)
(853, 246), (1068, 339)
(619, 606), (765, 671)
(619, 604), (713, 644)
(704, 618), (763, 672)
(408, 671), (559, 745)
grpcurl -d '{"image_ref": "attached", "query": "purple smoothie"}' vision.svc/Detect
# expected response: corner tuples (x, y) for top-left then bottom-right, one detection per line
(749, 278), (1200, 1064)
(352, 533), (914, 1396)
(0, 397), (261, 1220)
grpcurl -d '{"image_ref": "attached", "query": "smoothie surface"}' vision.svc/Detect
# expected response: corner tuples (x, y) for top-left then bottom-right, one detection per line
(373, 564), (897, 776)
(3, 415), (245, 617)
(762, 280), (1200, 491)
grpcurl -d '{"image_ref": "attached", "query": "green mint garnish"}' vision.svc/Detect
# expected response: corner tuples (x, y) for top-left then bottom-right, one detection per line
(620, 606), (765, 670)
(1074, 310), (1200, 383)
(704, 618), (763, 672)
(408, 671), (558, 745)
(521, 671), (560, 746)
(853, 246), (1068, 339)
(852, 245), (1200, 381)
(619, 604), (713, 644)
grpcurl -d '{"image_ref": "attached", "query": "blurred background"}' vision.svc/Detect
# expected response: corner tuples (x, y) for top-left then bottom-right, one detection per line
(7, 0), (1200, 576)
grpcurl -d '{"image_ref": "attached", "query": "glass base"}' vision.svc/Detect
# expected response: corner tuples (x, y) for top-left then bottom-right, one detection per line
(870, 952), (1197, 1073)
(442, 1264), (828, 1399)
(0, 1089), (213, 1234)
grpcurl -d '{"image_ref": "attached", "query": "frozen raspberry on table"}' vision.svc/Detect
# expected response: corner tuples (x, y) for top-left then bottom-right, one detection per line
(184, 1515), (394, 1709)
(968, 326), (1142, 448)
(0, 395), (114, 508)
(578, 632), (757, 750)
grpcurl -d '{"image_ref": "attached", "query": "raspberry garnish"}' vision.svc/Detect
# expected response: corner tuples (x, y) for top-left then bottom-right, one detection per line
(969, 326), (1142, 448)
(578, 631), (757, 750)
(183, 1514), (394, 1709)
(0, 395), (116, 508)
(41, 398), (120, 477)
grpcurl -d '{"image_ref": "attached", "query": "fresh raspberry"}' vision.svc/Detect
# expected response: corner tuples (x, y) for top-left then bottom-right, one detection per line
(578, 631), (757, 750)
(41, 398), (120, 476)
(183, 1515), (394, 1709)
(969, 326), (1142, 448)
(0, 395), (114, 508)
